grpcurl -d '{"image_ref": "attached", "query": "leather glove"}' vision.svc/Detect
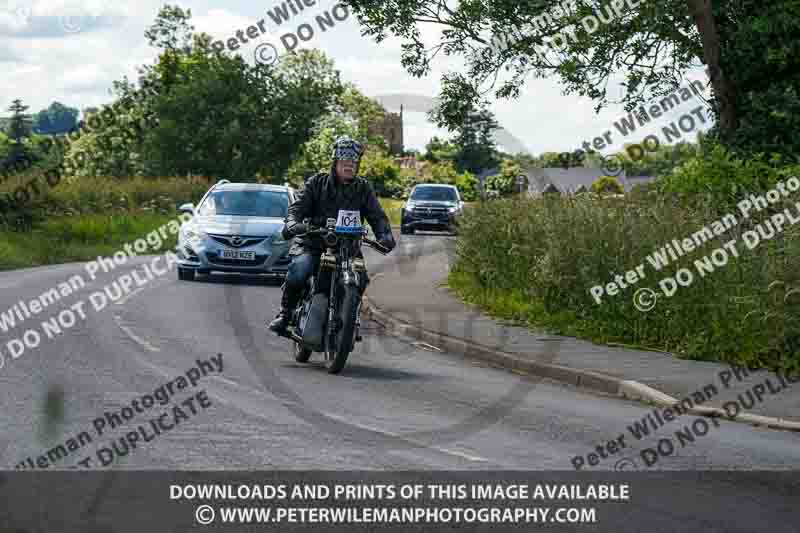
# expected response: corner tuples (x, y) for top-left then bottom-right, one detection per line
(377, 232), (396, 252)
(283, 221), (308, 240)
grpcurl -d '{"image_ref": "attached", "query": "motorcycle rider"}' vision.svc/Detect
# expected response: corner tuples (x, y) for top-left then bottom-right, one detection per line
(268, 136), (397, 334)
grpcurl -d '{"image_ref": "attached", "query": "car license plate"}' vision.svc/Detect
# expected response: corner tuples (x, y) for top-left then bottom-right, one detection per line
(422, 219), (439, 224)
(219, 249), (255, 260)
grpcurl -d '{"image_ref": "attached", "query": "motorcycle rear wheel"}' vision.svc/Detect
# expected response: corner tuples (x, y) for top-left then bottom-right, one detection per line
(325, 285), (360, 374)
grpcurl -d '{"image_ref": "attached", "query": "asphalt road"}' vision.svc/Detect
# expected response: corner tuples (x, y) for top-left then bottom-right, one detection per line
(0, 235), (798, 530)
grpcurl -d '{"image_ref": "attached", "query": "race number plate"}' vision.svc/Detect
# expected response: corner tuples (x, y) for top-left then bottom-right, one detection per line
(335, 210), (362, 233)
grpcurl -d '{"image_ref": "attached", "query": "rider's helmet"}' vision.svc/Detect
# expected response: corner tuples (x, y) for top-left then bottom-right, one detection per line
(330, 135), (364, 181)
(331, 135), (365, 162)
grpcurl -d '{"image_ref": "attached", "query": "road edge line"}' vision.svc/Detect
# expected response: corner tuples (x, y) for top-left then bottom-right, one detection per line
(362, 296), (800, 433)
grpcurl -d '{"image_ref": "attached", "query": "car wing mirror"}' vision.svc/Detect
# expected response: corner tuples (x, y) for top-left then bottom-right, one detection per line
(179, 203), (195, 215)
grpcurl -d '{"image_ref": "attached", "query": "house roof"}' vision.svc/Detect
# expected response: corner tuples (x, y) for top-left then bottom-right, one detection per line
(522, 167), (657, 194)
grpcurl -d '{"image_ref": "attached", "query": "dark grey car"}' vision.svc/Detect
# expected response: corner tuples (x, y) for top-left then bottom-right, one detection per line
(400, 184), (464, 235)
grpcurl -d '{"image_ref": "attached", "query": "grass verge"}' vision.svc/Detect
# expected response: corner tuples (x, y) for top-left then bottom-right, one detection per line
(379, 197), (404, 226)
(448, 194), (800, 372)
(0, 212), (181, 271)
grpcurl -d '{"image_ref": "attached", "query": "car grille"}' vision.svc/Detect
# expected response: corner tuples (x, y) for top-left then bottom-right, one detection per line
(209, 234), (267, 248)
(206, 252), (268, 267)
(411, 206), (449, 218)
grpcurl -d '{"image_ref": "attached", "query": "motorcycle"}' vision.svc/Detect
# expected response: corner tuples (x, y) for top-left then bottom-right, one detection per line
(279, 216), (389, 374)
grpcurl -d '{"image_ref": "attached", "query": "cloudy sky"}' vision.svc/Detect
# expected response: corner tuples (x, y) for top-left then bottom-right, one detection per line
(1, 0), (711, 155)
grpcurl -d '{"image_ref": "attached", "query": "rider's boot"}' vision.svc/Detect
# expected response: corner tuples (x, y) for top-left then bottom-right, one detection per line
(268, 285), (300, 334)
(268, 310), (291, 334)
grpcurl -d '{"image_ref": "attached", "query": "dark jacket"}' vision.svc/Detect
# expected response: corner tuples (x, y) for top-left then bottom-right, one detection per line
(285, 172), (394, 255)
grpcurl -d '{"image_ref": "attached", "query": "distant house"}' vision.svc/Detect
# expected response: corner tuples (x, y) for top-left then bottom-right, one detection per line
(523, 167), (657, 196)
(395, 155), (422, 170)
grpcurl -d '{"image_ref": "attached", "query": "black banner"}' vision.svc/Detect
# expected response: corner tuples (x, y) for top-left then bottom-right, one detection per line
(0, 471), (796, 532)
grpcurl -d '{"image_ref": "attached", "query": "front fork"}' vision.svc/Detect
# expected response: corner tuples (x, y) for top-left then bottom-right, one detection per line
(323, 259), (368, 359)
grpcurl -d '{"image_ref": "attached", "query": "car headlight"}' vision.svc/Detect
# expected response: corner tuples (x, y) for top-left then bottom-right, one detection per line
(272, 231), (287, 245)
(448, 206), (459, 213)
(403, 204), (414, 213)
(181, 227), (207, 246)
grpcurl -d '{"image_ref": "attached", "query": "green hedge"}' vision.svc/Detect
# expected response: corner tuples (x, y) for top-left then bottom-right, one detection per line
(450, 190), (800, 372)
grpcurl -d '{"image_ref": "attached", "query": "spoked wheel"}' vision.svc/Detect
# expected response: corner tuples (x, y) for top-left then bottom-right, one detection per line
(293, 341), (312, 363)
(325, 285), (360, 374)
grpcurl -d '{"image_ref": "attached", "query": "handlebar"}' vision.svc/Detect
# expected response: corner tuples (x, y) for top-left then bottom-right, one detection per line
(363, 237), (390, 255)
(293, 225), (390, 255)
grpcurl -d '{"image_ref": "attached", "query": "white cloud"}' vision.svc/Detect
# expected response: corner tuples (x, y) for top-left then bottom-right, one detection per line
(0, 0), (712, 156)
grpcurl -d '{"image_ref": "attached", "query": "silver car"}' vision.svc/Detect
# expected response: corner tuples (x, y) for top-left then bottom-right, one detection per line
(175, 181), (296, 281)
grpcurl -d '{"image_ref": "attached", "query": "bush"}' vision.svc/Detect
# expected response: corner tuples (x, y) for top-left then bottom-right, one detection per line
(359, 150), (403, 197)
(591, 176), (624, 195)
(657, 145), (800, 211)
(456, 171), (479, 201)
(484, 159), (518, 196)
(0, 174), (210, 229)
(450, 184), (800, 372)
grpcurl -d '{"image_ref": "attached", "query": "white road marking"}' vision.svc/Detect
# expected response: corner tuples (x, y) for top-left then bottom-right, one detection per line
(113, 314), (160, 352)
(322, 412), (488, 463)
(411, 341), (442, 352)
(116, 286), (147, 306)
(429, 446), (488, 462)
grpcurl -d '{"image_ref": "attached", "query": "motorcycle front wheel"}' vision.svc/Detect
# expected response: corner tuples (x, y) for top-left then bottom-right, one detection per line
(293, 341), (312, 363)
(325, 284), (360, 374)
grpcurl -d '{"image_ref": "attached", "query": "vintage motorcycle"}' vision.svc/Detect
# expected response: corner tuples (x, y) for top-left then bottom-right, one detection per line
(279, 216), (389, 374)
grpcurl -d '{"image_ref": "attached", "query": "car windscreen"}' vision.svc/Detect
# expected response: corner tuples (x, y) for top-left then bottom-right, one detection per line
(410, 187), (458, 202)
(197, 190), (289, 217)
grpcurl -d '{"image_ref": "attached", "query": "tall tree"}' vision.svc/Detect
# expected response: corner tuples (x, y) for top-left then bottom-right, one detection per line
(423, 136), (458, 163)
(451, 108), (500, 174)
(32, 102), (80, 135)
(6, 99), (32, 162)
(342, 0), (799, 157)
(63, 6), (343, 181)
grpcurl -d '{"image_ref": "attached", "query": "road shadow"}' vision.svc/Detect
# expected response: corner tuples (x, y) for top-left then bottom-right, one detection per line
(281, 361), (428, 381)
(191, 272), (285, 287)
